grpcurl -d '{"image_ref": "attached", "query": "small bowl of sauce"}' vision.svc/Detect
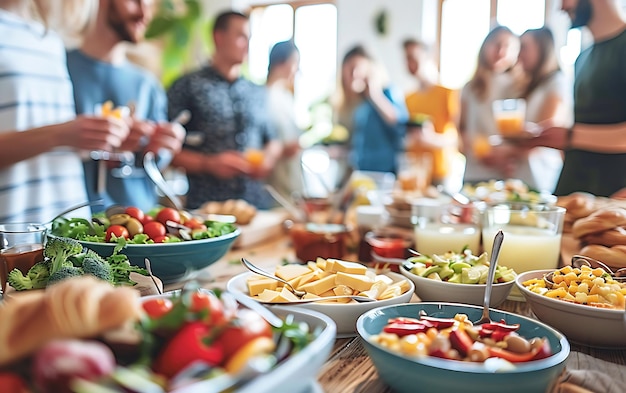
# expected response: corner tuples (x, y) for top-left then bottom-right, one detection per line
(286, 221), (351, 263)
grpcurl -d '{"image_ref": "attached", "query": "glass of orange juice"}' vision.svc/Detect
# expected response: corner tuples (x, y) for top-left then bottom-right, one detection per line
(493, 99), (525, 136)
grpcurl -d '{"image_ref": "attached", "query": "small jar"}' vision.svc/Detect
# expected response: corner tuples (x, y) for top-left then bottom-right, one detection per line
(365, 230), (414, 272)
(355, 205), (385, 262)
(286, 221), (351, 263)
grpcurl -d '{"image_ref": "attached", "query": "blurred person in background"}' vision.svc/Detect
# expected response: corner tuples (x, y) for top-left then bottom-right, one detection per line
(402, 38), (462, 191)
(265, 40), (304, 200)
(459, 25), (529, 185)
(0, 0), (129, 223)
(523, 0), (626, 197)
(168, 11), (281, 210)
(514, 26), (573, 193)
(67, 0), (185, 212)
(334, 44), (408, 174)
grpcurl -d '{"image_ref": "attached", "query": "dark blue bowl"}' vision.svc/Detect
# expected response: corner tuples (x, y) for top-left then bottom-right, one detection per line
(357, 303), (569, 393)
(49, 229), (240, 285)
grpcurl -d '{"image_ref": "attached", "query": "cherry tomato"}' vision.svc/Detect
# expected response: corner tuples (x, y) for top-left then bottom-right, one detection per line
(142, 298), (173, 319)
(189, 291), (229, 326)
(142, 214), (155, 224)
(143, 221), (167, 240)
(152, 235), (169, 243)
(156, 207), (181, 225)
(218, 308), (273, 360)
(106, 225), (129, 242)
(124, 206), (145, 222)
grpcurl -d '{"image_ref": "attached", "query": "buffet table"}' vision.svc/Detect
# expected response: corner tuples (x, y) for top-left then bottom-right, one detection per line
(167, 229), (626, 393)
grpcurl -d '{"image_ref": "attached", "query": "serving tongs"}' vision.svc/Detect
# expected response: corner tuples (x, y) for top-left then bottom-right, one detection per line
(543, 254), (626, 288)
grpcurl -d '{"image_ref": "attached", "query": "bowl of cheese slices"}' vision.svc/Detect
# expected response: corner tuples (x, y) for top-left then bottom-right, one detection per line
(226, 258), (415, 336)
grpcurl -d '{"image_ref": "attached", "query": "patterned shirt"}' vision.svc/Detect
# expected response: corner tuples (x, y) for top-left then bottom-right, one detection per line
(0, 10), (88, 223)
(167, 66), (276, 209)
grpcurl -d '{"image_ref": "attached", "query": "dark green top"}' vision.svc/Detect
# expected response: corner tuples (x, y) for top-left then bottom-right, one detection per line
(555, 29), (626, 197)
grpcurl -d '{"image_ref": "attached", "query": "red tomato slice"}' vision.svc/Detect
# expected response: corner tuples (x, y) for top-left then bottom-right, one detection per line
(217, 308), (273, 360)
(142, 298), (173, 319)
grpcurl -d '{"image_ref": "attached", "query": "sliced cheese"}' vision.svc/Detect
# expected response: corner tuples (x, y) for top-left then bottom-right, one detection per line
(374, 274), (394, 286)
(257, 289), (281, 302)
(247, 278), (279, 296)
(275, 264), (313, 281)
(335, 272), (374, 292)
(276, 287), (300, 302)
(298, 273), (338, 295)
(316, 257), (327, 270)
(328, 259), (368, 275)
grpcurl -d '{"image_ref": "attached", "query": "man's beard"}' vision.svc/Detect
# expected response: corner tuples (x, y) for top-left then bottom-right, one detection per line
(571, 0), (593, 29)
(107, 2), (137, 43)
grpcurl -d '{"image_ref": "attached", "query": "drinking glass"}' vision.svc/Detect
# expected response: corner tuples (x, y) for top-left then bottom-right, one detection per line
(412, 200), (481, 256)
(482, 202), (565, 300)
(493, 98), (526, 136)
(0, 223), (47, 293)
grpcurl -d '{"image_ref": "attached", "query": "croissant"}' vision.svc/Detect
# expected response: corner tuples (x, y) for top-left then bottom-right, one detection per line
(579, 244), (626, 270)
(572, 207), (626, 239)
(0, 276), (141, 366)
(557, 193), (595, 220)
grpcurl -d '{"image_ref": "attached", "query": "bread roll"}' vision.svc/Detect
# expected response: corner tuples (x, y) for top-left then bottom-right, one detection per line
(579, 244), (626, 269)
(581, 227), (626, 247)
(0, 277), (141, 366)
(572, 207), (626, 239)
(558, 193), (595, 220)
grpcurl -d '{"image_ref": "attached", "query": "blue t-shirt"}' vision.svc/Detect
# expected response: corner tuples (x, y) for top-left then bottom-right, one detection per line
(350, 87), (408, 174)
(66, 49), (168, 212)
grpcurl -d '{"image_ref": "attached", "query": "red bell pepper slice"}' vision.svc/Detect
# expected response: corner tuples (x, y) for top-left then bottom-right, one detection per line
(154, 321), (225, 378)
(448, 329), (473, 357)
(480, 320), (520, 332)
(486, 338), (551, 363)
(383, 322), (430, 337)
(419, 316), (456, 329)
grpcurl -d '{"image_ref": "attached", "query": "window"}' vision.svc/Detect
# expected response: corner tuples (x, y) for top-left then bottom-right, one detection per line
(439, 0), (552, 89)
(248, 2), (337, 132)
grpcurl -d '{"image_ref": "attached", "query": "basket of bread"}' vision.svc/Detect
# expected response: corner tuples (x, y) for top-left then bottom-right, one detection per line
(196, 199), (257, 225)
(557, 192), (626, 270)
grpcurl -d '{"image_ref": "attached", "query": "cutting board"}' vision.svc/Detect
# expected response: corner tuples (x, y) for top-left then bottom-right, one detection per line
(233, 208), (290, 249)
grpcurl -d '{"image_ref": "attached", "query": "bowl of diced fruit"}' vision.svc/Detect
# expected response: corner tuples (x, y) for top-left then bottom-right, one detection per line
(49, 205), (240, 285)
(400, 249), (517, 306)
(357, 302), (569, 393)
(227, 257), (415, 336)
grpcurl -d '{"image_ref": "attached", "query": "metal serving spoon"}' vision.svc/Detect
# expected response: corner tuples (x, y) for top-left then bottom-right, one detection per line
(474, 230), (504, 326)
(240, 258), (375, 304)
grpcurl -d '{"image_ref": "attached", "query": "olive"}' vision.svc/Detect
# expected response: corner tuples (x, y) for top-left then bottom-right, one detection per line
(109, 213), (131, 226)
(126, 217), (144, 237)
(105, 205), (126, 218)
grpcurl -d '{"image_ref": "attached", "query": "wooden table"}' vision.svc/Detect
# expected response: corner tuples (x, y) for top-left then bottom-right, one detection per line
(171, 230), (626, 393)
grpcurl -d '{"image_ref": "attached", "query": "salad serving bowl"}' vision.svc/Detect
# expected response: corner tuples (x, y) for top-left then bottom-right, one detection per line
(357, 303), (569, 393)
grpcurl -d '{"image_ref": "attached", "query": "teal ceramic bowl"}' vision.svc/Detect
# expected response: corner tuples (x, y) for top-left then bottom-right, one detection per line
(357, 303), (570, 393)
(49, 229), (240, 285)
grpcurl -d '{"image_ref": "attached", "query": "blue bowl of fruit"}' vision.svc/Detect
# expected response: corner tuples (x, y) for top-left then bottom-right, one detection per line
(357, 303), (569, 393)
(49, 206), (240, 285)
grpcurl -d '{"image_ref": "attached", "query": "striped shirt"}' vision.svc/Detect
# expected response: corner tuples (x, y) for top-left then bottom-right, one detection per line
(0, 10), (88, 223)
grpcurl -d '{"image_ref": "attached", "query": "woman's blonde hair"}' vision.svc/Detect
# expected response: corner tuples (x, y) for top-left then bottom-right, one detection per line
(30, 0), (97, 37)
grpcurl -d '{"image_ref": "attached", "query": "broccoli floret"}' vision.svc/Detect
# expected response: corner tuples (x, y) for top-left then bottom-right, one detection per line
(47, 266), (83, 285)
(7, 269), (33, 291)
(68, 249), (105, 268)
(27, 261), (51, 289)
(83, 257), (112, 283)
(44, 237), (84, 275)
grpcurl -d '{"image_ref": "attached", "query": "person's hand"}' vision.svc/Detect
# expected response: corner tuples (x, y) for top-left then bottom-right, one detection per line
(208, 151), (252, 178)
(62, 115), (130, 151)
(611, 188), (626, 199)
(480, 143), (519, 178)
(145, 122), (186, 155)
(120, 119), (156, 152)
(520, 126), (569, 150)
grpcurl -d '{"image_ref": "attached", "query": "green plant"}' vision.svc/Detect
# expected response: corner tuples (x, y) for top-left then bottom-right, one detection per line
(145, 0), (212, 87)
